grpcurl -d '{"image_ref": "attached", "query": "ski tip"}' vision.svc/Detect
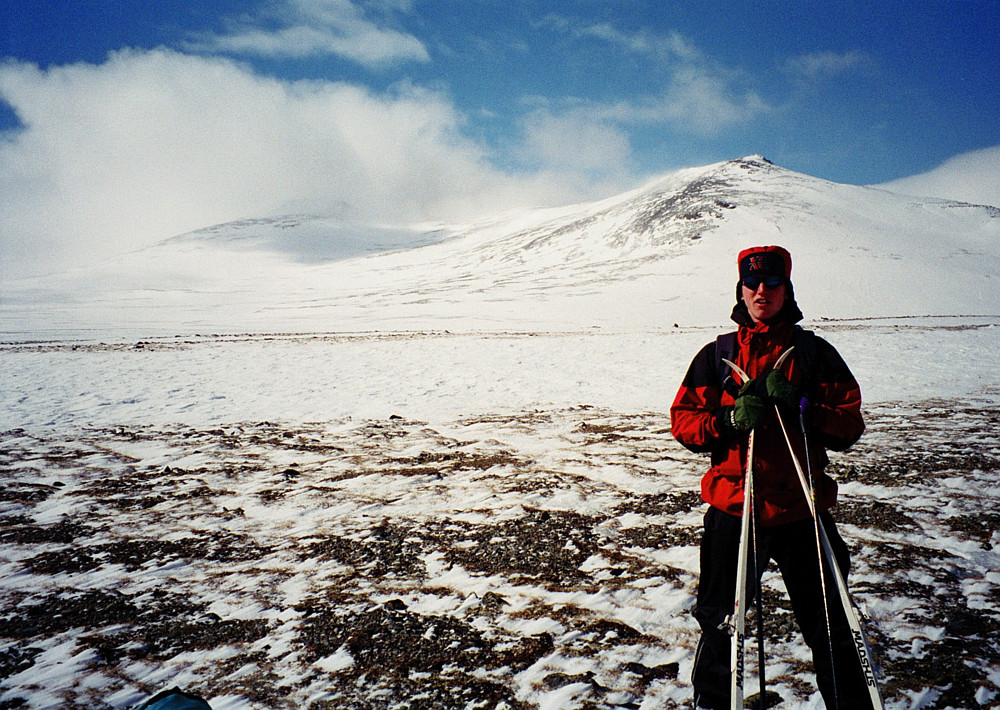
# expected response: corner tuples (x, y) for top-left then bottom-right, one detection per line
(721, 358), (749, 383)
(724, 346), (793, 383)
(774, 346), (795, 371)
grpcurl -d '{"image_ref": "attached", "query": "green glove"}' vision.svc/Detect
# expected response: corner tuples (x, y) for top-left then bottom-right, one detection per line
(764, 370), (799, 409)
(732, 391), (767, 430)
(717, 378), (767, 434)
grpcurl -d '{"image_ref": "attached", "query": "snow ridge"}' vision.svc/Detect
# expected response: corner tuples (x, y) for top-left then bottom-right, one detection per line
(1, 156), (998, 337)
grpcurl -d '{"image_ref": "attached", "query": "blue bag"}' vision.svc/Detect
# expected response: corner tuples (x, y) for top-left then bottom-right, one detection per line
(136, 687), (212, 710)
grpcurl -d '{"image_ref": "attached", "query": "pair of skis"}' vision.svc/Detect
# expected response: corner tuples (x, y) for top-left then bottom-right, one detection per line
(722, 348), (883, 710)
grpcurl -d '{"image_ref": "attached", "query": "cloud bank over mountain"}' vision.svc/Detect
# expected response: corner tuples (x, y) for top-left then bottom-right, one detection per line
(1, 38), (995, 284)
(0, 49), (618, 278)
(2, 2), (998, 281)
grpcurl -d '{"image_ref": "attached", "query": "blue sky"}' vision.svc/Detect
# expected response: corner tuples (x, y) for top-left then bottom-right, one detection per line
(1, 0), (998, 273)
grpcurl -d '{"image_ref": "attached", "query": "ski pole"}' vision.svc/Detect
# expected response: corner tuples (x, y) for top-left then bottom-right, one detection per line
(722, 354), (781, 710)
(769, 349), (839, 708)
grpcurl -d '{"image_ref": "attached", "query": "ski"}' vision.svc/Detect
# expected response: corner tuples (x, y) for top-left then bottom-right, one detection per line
(730, 426), (754, 710)
(770, 362), (885, 710)
(751, 473), (767, 708)
(720, 358), (748, 384)
(721, 346), (792, 387)
(799, 400), (840, 710)
(721, 346), (791, 710)
(771, 347), (839, 708)
(722, 351), (788, 710)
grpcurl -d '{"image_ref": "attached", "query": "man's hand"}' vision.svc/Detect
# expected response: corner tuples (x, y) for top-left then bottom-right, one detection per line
(764, 370), (799, 409)
(733, 391), (767, 430)
(718, 378), (767, 434)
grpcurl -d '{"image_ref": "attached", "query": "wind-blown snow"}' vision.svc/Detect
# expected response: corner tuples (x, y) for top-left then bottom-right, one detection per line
(877, 145), (1000, 208)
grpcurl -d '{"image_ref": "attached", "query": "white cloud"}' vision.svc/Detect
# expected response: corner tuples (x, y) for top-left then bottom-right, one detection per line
(600, 67), (769, 134)
(569, 22), (702, 63)
(185, 0), (429, 68)
(538, 18), (767, 135)
(516, 110), (634, 187)
(524, 66), (768, 140)
(784, 50), (872, 79)
(0, 49), (588, 277)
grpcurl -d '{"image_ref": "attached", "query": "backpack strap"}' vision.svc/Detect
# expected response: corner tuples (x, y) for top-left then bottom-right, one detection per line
(714, 331), (740, 397)
(791, 325), (818, 393)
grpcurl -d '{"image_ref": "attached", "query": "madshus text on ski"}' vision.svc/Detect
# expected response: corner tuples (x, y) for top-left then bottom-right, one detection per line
(671, 246), (883, 710)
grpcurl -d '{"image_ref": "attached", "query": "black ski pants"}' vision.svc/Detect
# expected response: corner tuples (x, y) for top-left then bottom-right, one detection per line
(691, 506), (876, 709)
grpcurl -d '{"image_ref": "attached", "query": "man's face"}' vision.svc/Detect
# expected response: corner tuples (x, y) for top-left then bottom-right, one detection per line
(741, 277), (787, 323)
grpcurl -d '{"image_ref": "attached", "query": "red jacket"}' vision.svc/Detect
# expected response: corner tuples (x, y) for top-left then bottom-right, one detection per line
(671, 319), (864, 526)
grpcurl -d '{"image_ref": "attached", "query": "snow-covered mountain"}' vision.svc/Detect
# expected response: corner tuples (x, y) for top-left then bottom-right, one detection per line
(877, 145), (1000, 208)
(3, 158), (1000, 710)
(2, 155), (998, 336)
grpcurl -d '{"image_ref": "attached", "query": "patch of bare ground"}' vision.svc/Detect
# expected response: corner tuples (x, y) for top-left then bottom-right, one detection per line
(442, 508), (604, 588)
(1, 402), (998, 707)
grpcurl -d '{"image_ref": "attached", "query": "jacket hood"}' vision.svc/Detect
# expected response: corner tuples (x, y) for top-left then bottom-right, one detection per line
(731, 280), (804, 327)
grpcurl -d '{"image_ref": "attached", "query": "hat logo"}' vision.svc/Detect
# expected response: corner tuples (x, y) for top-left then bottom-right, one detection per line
(748, 255), (765, 272)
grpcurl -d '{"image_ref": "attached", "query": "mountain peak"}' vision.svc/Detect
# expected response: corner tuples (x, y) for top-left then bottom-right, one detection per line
(736, 154), (773, 166)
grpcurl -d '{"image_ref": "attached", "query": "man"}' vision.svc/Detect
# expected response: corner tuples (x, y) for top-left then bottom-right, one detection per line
(671, 246), (873, 709)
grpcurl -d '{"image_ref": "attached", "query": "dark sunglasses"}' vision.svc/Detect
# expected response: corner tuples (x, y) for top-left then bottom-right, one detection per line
(743, 276), (785, 291)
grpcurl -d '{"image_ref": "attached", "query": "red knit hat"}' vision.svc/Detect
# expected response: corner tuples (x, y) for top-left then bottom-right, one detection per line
(738, 245), (792, 280)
